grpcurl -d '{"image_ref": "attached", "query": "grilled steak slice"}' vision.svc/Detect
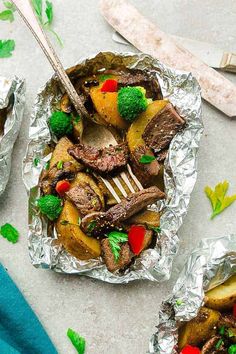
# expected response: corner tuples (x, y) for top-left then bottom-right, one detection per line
(101, 239), (132, 272)
(142, 103), (185, 151)
(130, 145), (160, 186)
(66, 184), (102, 216)
(81, 186), (165, 235)
(40, 161), (77, 195)
(201, 336), (227, 354)
(68, 141), (129, 175)
(219, 314), (236, 328)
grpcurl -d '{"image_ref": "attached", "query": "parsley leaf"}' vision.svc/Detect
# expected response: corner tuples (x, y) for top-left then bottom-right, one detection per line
(139, 155), (156, 164)
(175, 299), (184, 306)
(4, 2), (16, 11)
(0, 223), (19, 243)
(0, 39), (15, 58)
(0, 9), (14, 22)
(205, 181), (236, 219)
(215, 338), (223, 349)
(148, 226), (161, 233)
(108, 231), (128, 262)
(74, 115), (81, 124)
(87, 220), (97, 233)
(33, 157), (40, 167)
(45, 161), (50, 170)
(57, 160), (63, 169)
(31, 0), (43, 23)
(67, 328), (86, 354)
(45, 0), (53, 25)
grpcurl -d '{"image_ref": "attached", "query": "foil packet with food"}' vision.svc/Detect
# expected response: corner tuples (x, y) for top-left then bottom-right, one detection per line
(0, 76), (25, 197)
(149, 234), (236, 354)
(23, 52), (203, 283)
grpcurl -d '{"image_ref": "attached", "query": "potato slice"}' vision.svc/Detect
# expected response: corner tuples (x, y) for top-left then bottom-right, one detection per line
(178, 307), (221, 350)
(90, 86), (129, 130)
(56, 200), (101, 260)
(127, 210), (160, 228)
(70, 172), (105, 208)
(49, 137), (83, 170)
(205, 274), (236, 311)
(126, 100), (168, 152)
(60, 93), (72, 114)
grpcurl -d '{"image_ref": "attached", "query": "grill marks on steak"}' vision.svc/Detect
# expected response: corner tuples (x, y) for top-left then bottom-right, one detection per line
(81, 186), (165, 235)
(66, 184), (102, 216)
(142, 103), (185, 151)
(68, 141), (129, 175)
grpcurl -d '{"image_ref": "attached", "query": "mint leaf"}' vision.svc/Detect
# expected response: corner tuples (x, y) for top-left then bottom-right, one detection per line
(67, 328), (86, 354)
(45, 0), (53, 25)
(0, 223), (19, 243)
(0, 40), (15, 58)
(205, 181), (236, 219)
(108, 231), (128, 262)
(139, 155), (156, 164)
(0, 9), (14, 22)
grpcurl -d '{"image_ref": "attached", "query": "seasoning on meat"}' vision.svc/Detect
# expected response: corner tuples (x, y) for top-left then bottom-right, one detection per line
(142, 103), (185, 151)
(66, 184), (102, 216)
(101, 238), (132, 272)
(68, 141), (129, 174)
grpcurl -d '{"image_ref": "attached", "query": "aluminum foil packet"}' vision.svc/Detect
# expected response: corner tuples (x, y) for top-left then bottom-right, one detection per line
(149, 234), (236, 353)
(0, 76), (25, 197)
(22, 52), (203, 283)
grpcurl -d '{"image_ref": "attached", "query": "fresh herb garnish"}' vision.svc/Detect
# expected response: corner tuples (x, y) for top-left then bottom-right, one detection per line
(3, 2), (16, 11)
(31, 0), (62, 45)
(99, 74), (113, 82)
(0, 223), (19, 243)
(139, 155), (156, 164)
(215, 338), (223, 350)
(33, 157), (40, 167)
(67, 328), (86, 354)
(78, 217), (81, 226)
(74, 115), (81, 124)
(45, 161), (50, 170)
(60, 220), (70, 226)
(227, 329), (235, 338)
(205, 181), (236, 219)
(0, 39), (15, 58)
(60, 219), (81, 227)
(0, 9), (14, 22)
(108, 231), (128, 262)
(87, 220), (97, 233)
(148, 226), (161, 233)
(219, 326), (225, 335)
(175, 299), (184, 306)
(228, 344), (236, 354)
(57, 160), (63, 169)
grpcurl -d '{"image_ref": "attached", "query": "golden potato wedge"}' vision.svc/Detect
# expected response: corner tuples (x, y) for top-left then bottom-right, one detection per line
(70, 172), (105, 208)
(127, 210), (160, 227)
(72, 117), (83, 140)
(60, 93), (72, 113)
(90, 86), (129, 130)
(56, 200), (101, 260)
(178, 307), (221, 350)
(126, 100), (168, 152)
(49, 137), (83, 170)
(205, 274), (236, 311)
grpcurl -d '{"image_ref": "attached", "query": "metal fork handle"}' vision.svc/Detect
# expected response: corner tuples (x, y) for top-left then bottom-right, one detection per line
(12, 0), (89, 118)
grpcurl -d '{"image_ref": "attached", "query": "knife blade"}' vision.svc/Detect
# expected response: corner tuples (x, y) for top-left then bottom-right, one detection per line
(100, 0), (236, 117)
(112, 31), (236, 73)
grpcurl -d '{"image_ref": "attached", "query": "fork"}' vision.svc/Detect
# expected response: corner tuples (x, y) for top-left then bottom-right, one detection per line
(12, 0), (143, 203)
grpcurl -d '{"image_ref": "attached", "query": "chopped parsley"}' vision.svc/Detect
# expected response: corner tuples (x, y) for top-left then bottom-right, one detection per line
(60, 220), (69, 226)
(45, 161), (50, 170)
(175, 299), (184, 306)
(0, 223), (19, 243)
(99, 74), (113, 82)
(219, 326), (225, 336)
(87, 220), (97, 233)
(0, 9), (14, 22)
(227, 329), (235, 338)
(67, 328), (86, 354)
(57, 160), (63, 169)
(33, 157), (40, 167)
(148, 225), (161, 233)
(74, 115), (81, 124)
(0, 39), (15, 58)
(108, 231), (128, 262)
(215, 338), (223, 350)
(139, 154), (156, 164)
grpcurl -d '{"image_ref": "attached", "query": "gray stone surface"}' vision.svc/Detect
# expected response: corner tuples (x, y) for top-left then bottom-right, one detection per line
(0, 1), (236, 353)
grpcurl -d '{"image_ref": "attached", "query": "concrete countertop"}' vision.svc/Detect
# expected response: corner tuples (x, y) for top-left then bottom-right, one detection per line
(0, 1), (236, 353)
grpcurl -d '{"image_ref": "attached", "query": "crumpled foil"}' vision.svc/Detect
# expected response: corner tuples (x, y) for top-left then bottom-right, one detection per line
(22, 52), (203, 283)
(149, 234), (236, 354)
(0, 76), (25, 197)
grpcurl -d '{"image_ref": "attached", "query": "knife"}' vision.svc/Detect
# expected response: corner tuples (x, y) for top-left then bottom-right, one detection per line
(112, 31), (236, 73)
(100, 0), (236, 117)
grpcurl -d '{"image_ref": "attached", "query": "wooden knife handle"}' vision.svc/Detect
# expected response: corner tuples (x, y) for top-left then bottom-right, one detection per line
(220, 53), (236, 73)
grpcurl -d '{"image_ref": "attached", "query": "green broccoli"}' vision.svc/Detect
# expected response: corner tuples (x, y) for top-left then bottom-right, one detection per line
(37, 195), (62, 221)
(117, 86), (148, 122)
(49, 111), (73, 138)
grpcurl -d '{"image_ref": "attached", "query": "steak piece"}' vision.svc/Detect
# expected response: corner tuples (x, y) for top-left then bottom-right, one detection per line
(156, 148), (168, 162)
(68, 141), (129, 175)
(218, 314), (236, 328)
(130, 145), (160, 186)
(201, 336), (227, 354)
(101, 239), (132, 272)
(40, 161), (77, 195)
(66, 184), (102, 216)
(142, 103), (185, 151)
(81, 186), (165, 235)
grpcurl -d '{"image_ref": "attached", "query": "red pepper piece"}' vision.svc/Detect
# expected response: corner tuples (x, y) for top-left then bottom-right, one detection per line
(55, 180), (71, 196)
(101, 79), (118, 92)
(128, 225), (146, 255)
(233, 303), (236, 317)
(180, 345), (201, 354)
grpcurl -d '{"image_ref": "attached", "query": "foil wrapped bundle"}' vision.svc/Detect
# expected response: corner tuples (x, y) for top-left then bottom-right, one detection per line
(22, 52), (203, 283)
(149, 234), (236, 353)
(0, 76), (25, 197)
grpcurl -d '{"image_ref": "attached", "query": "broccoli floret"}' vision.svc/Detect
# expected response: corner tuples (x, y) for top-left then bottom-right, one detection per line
(37, 195), (62, 221)
(117, 86), (148, 122)
(49, 111), (73, 138)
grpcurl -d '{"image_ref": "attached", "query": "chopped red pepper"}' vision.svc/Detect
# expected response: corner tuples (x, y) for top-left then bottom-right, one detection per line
(128, 225), (146, 255)
(180, 345), (201, 354)
(55, 180), (71, 196)
(101, 79), (118, 92)
(233, 303), (236, 317)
